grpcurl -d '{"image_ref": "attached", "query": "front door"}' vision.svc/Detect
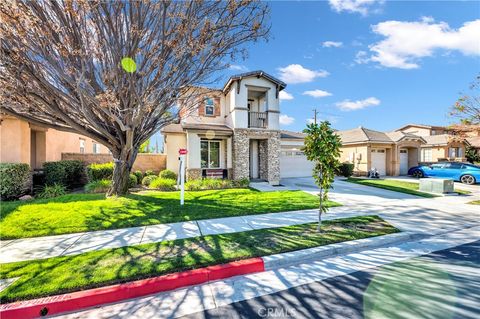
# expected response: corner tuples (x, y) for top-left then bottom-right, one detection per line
(249, 139), (259, 179)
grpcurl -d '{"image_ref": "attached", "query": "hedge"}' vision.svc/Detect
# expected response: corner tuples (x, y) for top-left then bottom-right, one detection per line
(337, 162), (354, 178)
(43, 160), (86, 189)
(0, 163), (31, 200)
(87, 162), (114, 181)
(158, 169), (177, 180)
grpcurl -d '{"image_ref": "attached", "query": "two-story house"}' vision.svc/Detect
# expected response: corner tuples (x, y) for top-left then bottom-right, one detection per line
(161, 71), (287, 185)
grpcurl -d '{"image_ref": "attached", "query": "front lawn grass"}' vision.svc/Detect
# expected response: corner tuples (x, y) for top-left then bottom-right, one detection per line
(0, 189), (338, 239)
(0, 215), (398, 303)
(346, 178), (439, 198)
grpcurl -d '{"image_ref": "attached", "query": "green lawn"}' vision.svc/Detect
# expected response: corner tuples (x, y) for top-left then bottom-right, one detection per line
(468, 200), (480, 205)
(0, 189), (338, 239)
(346, 178), (439, 198)
(0, 215), (398, 303)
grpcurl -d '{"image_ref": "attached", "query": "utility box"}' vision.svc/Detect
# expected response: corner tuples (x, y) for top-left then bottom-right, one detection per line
(419, 178), (454, 194)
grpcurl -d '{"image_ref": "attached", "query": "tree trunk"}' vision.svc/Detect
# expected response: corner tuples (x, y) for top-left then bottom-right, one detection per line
(317, 186), (323, 232)
(107, 148), (137, 197)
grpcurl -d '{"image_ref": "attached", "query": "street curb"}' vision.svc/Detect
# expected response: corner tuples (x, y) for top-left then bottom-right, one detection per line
(263, 232), (424, 270)
(0, 258), (264, 319)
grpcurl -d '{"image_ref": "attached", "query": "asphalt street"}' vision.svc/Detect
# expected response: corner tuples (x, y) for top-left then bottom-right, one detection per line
(182, 240), (480, 319)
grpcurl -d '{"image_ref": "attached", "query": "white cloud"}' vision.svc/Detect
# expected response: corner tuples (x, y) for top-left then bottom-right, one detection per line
(354, 51), (370, 64)
(279, 90), (294, 101)
(229, 64), (248, 71)
(336, 97), (380, 111)
(303, 89), (333, 98)
(322, 41), (343, 48)
(279, 114), (295, 125)
(328, 0), (384, 16)
(367, 18), (480, 69)
(277, 64), (329, 84)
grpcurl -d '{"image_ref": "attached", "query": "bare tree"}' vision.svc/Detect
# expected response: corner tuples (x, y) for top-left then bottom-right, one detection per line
(450, 74), (480, 126)
(0, 0), (269, 196)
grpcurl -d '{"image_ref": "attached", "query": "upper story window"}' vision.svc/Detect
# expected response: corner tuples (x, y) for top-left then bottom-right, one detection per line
(205, 98), (214, 116)
(79, 139), (85, 154)
(93, 142), (101, 154)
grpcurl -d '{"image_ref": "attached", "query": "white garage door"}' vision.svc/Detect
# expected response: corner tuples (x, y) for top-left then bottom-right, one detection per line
(399, 149), (409, 175)
(280, 150), (315, 178)
(371, 149), (386, 176)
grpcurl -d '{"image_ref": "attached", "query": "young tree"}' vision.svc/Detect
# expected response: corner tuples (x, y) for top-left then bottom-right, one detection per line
(0, 0), (269, 196)
(303, 121), (341, 232)
(450, 74), (480, 126)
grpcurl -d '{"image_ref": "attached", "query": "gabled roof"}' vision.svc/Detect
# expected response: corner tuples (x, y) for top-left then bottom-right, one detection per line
(222, 70), (287, 93)
(337, 126), (425, 145)
(396, 123), (446, 131)
(421, 134), (467, 146)
(337, 127), (392, 144)
(467, 136), (480, 148)
(280, 130), (306, 140)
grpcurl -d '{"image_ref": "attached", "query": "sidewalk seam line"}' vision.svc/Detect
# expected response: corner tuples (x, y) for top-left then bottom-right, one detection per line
(139, 226), (147, 244)
(59, 233), (85, 256)
(196, 221), (203, 237)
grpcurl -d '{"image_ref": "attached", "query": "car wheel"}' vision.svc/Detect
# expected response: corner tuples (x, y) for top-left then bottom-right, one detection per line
(412, 169), (424, 178)
(460, 174), (476, 185)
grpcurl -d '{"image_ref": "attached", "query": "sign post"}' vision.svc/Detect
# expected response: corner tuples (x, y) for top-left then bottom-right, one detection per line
(178, 148), (188, 205)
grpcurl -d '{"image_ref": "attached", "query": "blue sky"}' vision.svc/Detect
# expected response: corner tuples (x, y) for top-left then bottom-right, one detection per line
(152, 0), (479, 150)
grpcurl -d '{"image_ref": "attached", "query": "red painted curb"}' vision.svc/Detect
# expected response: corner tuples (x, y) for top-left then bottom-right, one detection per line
(0, 257), (264, 319)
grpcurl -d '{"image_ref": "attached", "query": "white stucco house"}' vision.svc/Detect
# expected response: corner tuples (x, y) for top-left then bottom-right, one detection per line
(161, 70), (314, 184)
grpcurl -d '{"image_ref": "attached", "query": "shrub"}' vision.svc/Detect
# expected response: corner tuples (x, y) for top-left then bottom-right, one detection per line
(37, 184), (66, 199)
(44, 160), (86, 188)
(158, 169), (177, 180)
(233, 178), (250, 188)
(141, 175), (157, 187)
(149, 178), (176, 191)
(185, 179), (203, 191)
(337, 162), (354, 177)
(0, 163), (31, 200)
(129, 174), (138, 187)
(85, 179), (112, 193)
(145, 170), (155, 176)
(133, 170), (143, 182)
(87, 162), (114, 181)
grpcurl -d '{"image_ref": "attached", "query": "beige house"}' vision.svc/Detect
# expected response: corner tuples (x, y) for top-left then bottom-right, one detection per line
(396, 124), (468, 162)
(162, 71), (287, 185)
(0, 115), (109, 169)
(336, 127), (425, 176)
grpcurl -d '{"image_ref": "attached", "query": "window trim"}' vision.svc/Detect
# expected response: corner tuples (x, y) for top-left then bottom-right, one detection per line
(201, 140), (221, 169)
(204, 97), (215, 116)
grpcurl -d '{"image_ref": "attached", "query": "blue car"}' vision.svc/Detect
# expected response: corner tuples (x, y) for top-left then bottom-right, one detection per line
(408, 162), (480, 185)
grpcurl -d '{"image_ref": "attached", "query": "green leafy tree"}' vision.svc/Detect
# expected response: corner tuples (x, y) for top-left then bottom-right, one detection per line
(465, 146), (480, 164)
(139, 139), (151, 153)
(303, 121), (341, 232)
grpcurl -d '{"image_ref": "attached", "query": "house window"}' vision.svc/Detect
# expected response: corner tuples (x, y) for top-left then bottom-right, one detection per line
(421, 148), (432, 162)
(93, 142), (101, 154)
(205, 98), (214, 116)
(79, 139), (85, 154)
(201, 140), (220, 168)
(449, 147), (462, 158)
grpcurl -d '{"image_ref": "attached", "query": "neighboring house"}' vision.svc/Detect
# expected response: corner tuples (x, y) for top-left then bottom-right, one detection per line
(162, 71), (287, 185)
(336, 127), (425, 176)
(396, 124), (468, 162)
(0, 115), (109, 169)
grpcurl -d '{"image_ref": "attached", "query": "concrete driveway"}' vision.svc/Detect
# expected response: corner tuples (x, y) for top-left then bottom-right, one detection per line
(281, 177), (479, 236)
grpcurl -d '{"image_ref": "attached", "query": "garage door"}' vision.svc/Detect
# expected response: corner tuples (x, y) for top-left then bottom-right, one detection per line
(371, 149), (386, 176)
(280, 150), (315, 178)
(399, 149), (409, 175)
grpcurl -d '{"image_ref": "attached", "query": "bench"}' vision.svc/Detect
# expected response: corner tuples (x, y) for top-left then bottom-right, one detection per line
(202, 169), (227, 179)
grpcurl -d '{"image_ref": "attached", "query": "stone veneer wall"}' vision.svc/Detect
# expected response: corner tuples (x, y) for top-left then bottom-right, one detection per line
(186, 168), (202, 180)
(232, 129), (280, 185)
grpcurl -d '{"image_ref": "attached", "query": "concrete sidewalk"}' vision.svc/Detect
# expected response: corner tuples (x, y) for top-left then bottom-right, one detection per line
(53, 225), (480, 319)
(0, 208), (362, 263)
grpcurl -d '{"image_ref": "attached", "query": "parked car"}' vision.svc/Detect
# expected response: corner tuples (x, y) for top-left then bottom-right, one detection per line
(408, 162), (480, 185)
